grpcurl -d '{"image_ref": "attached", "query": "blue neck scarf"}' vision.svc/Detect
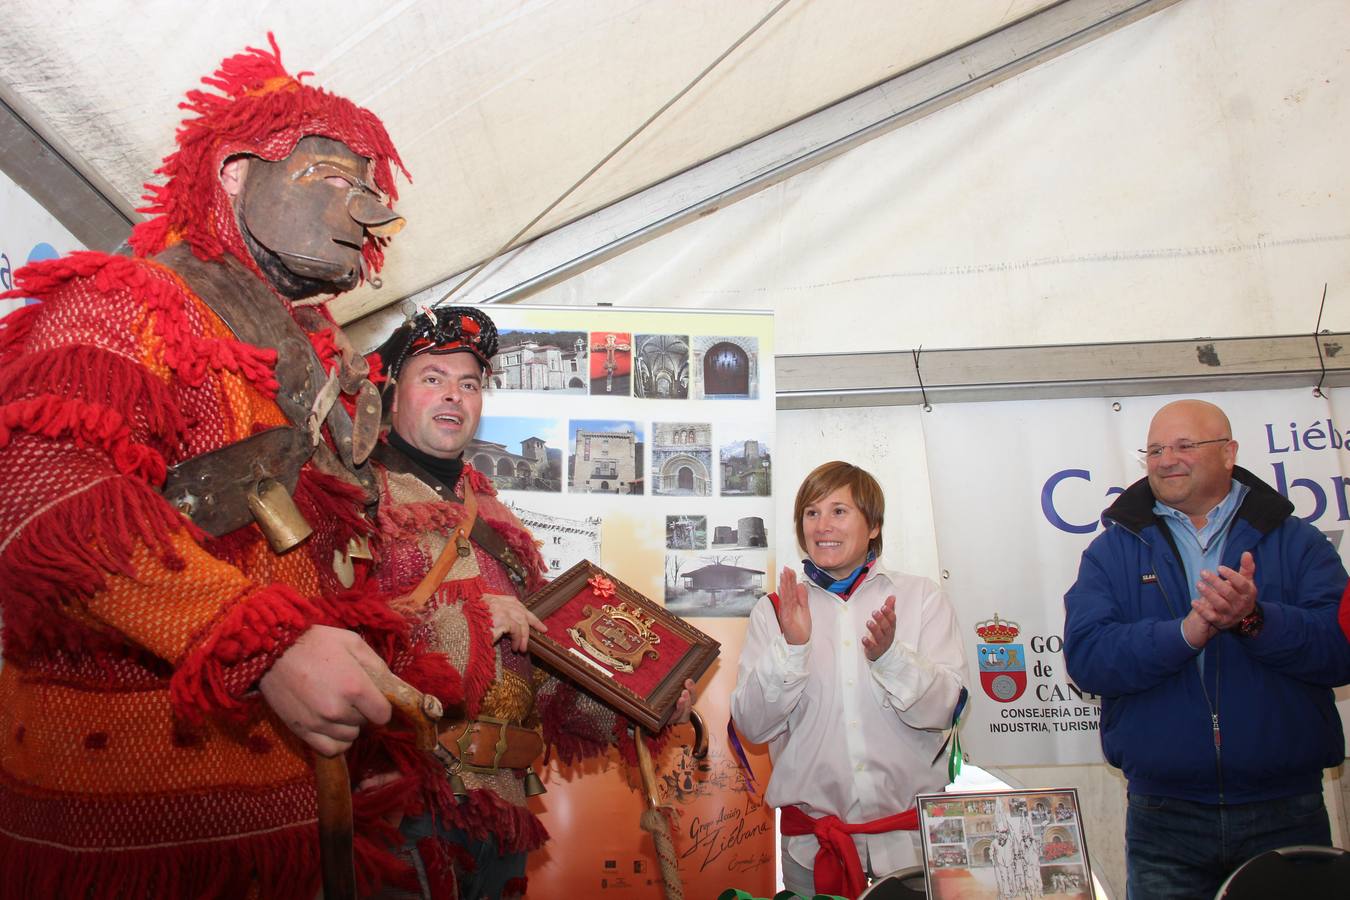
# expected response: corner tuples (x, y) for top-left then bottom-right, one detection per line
(802, 551), (876, 599)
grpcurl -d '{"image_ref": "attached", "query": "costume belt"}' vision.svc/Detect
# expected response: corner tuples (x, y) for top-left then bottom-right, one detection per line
(780, 804), (919, 899)
(435, 717), (545, 774)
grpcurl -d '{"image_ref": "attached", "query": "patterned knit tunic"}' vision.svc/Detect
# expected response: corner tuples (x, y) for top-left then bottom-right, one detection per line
(0, 252), (456, 899)
(371, 456), (663, 894)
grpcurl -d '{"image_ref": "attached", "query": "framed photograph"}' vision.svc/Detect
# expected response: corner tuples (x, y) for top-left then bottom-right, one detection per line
(916, 788), (1093, 900)
(524, 559), (720, 731)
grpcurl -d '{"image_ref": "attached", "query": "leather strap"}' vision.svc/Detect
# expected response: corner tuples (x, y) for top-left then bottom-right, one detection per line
(154, 247), (377, 535)
(398, 481), (478, 609)
(158, 246), (377, 491)
(371, 441), (530, 590)
(156, 245), (327, 428)
(437, 717), (545, 772)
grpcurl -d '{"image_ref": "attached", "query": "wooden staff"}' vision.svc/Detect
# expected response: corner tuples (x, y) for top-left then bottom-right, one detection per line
(314, 485), (477, 898)
(635, 725), (684, 900)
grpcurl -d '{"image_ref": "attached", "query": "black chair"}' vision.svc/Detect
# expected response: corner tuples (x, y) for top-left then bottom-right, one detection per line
(858, 865), (927, 899)
(1214, 845), (1350, 899)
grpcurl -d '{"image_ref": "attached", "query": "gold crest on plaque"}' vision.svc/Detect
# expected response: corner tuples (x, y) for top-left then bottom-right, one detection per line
(568, 600), (662, 674)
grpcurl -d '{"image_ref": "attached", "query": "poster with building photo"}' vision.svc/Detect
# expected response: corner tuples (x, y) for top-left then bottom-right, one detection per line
(490, 329), (589, 393)
(666, 515), (707, 550)
(568, 419), (644, 495)
(692, 335), (759, 400)
(467, 417), (564, 492)
(652, 422), (712, 496)
(720, 436), (772, 496)
(481, 307), (773, 604)
(664, 549), (768, 617)
(481, 306), (775, 899)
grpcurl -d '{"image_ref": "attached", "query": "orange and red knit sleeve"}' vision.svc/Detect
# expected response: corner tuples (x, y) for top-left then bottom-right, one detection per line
(0, 253), (327, 721)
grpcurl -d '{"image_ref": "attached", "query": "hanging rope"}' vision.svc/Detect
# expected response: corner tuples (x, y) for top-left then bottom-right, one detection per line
(640, 807), (684, 900)
(433, 0), (796, 308)
(912, 345), (932, 411)
(1313, 282), (1330, 398)
(635, 727), (684, 900)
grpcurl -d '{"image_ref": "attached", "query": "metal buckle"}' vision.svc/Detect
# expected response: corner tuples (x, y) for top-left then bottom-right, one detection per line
(455, 716), (509, 775)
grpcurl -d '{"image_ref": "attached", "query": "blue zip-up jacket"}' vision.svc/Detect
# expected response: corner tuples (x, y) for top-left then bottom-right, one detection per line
(1064, 466), (1350, 804)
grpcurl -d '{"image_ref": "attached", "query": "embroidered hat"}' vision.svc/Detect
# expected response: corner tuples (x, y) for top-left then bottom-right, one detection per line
(373, 306), (499, 383)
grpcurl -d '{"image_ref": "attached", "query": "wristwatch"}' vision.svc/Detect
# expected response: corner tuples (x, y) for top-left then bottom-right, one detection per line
(1235, 602), (1264, 639)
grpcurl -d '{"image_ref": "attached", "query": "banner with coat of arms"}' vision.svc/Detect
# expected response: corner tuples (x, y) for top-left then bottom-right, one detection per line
(975, 615), (1027, 704)
(924, 387), (1350, 765)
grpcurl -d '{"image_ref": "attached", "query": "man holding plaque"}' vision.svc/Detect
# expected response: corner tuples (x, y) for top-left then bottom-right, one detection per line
(368, 306), (693, 900)
(731, 461), (969, 899)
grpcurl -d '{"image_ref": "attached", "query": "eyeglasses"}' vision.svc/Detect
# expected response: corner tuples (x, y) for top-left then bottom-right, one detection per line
(1138, 437), (1231, 460)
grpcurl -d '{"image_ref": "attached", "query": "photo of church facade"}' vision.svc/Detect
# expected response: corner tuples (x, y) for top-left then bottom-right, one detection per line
(651, 421), (712, 496)
(469, 417), (563, 492)
(490, 329), (588, 393)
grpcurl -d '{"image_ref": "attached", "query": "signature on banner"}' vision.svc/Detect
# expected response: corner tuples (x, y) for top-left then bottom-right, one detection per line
(684, 785), (774, 872)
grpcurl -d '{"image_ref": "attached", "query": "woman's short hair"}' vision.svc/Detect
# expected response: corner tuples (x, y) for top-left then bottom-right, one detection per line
(793, 461), (885, 557)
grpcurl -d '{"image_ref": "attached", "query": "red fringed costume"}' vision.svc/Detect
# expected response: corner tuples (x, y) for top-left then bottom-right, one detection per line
(0, 38), (453, 899)
(371, 456), (669, 897)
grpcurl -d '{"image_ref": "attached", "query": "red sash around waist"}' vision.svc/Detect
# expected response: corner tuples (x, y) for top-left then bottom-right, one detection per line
(779, 804), (919, 899)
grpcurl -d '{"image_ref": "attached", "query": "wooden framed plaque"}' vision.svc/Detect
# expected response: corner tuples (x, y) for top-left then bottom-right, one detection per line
(524, 559), (720, 732)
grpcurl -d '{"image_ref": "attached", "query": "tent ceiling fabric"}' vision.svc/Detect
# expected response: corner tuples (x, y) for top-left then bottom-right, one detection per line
(510, 0), (1350, 358)
(0, 0), (1051, 314)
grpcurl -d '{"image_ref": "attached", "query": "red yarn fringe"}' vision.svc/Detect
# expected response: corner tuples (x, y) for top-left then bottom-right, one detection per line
(0, 820), (321, 900)
(4, 252), (280, 396)
(294, 466), (372, 547)
(0, 302), (39, 365)
(437, 787), (550, 855)
(416, 836), (460, 898)
(457, 591), (497, 719)
(395, 638), (466, 711)
(144, 260), (280, 395)
(537, 680), (615, 766)
(170, 582), (326, 723)
(308, 327), (339, 375)
(503, 875), (529, 898)
(0, 395), (168, 483)
(377, 499), (468, 544)
(616, 720), (672, 768)
(465, 464), (496, 497)
(0, 344), (187, 450)
(0, 475), (184, 657)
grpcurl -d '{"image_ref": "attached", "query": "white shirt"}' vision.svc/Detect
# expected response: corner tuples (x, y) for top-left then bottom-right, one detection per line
(730, 562), (968, 876)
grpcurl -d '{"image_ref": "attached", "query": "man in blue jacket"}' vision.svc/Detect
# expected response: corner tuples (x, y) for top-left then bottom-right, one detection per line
(1064, 399), (1350, 900)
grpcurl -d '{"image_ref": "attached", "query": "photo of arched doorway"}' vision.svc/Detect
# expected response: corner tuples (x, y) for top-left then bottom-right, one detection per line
(703, 340), (749, 396)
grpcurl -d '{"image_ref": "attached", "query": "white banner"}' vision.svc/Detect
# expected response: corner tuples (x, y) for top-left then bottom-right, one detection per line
(0, 168), (83, 317)
(926, 387), (1350, 766)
